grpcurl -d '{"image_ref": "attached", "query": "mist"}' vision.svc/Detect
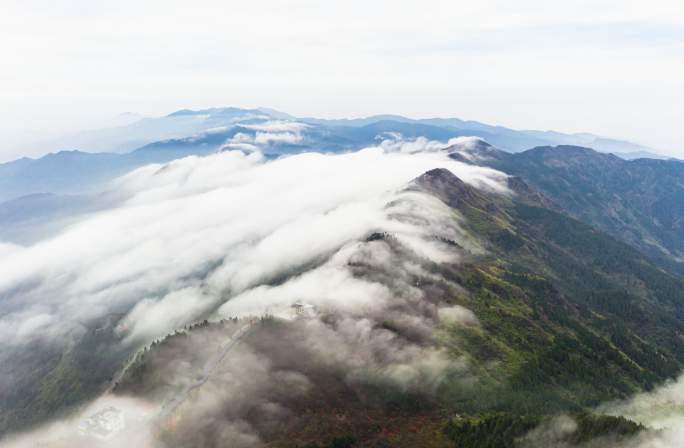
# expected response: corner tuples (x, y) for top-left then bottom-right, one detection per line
(0, 139), (505, 347)
(0, 137), (508, 446)
(595, 375), (684, 448)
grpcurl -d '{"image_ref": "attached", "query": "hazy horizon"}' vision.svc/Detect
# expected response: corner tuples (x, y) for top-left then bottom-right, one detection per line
(0, 105), (667, 162)
(2, 0), (683, 161)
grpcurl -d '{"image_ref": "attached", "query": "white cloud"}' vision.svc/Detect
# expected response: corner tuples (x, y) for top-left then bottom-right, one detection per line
(0, 242), (22, 259)
(592, 375), (684, 447)
(0, 144), (506, 351)
(0, 141), (510, 446)
(254, 131), (301, 144)
(121, 286), (215, 343)
(380, 135), (450, 154)
(438, 305), (479, 327)
(216, 120), (308, 151)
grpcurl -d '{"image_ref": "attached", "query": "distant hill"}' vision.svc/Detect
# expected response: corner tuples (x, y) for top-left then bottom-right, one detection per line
(0, 147), (214, 203)
(31, 107), (271, 154)
(23, 106), (663, 158)
(0, 107), (666, 204)
(303, 114), (659, 155)
(0, 192), (106, 244)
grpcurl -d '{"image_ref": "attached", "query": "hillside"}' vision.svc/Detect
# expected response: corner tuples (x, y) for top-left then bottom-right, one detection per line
(96, 169), (684, 447)
(450, 143), (684, 272)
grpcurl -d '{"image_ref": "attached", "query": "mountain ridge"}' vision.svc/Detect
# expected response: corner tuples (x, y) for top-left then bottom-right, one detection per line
(87, 167), (684, 447)
(449, 143), (684, 272)
(0, 107), (666, 204)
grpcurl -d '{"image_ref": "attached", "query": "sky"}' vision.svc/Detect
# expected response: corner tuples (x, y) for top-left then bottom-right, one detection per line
(1, 0), (683, 158)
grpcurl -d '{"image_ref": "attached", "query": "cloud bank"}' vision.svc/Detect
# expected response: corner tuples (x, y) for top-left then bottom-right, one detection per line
(0, 138), (508, 446)
(0, 140), (506, 350)
(219, 120), (309, 152)
(595, 375), (684, 447)
(520, 375), (684, 448)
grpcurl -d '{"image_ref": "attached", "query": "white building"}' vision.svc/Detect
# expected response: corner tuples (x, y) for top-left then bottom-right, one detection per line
(78, 406), (125, 440)
(291, 301), (317, 318)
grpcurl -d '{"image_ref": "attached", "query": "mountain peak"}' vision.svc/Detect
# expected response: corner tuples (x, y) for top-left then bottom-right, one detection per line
(413, 168), (487, 210)
(446, 138), (507, 164)
(415, 167), (467, 188)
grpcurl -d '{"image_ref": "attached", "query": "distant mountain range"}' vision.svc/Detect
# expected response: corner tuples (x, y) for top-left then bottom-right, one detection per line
(1, 107), (680, 249)
(34, 107), (664, 158)
(0, 107), (670, 204)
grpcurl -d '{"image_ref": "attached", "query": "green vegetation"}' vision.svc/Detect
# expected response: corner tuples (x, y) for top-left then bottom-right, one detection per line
(0, 316), (130, 436)
(443, 413), (642, 447)
(474, 145), (684, 273)
(433, 177), (684, 413)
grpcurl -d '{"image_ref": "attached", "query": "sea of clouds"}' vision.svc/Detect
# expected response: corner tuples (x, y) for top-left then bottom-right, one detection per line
(0, 139), (506, 350)
(4, 134), (684, 447)
(0, 136), (510, 446)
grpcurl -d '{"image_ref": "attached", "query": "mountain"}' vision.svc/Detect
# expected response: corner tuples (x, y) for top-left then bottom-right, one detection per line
(450, 143), (684, 270)
(0, 107), (665, 205)
(0, 114), (423, 202)
(412, 168), (684, 405)
(0, 151), (133, 203)
(0, 147), (220, 203)
(7, 166), (684, 447)
(109, 169), (684, 446)
(0, 193), (104, 244)
(2, 108), (655, 172)
(0, 118), (481, 203)
(519, 130), (659, 156)
(303, 115), (658, 155)
(40, 107), (655, 159)
(33, 107), (272, 154)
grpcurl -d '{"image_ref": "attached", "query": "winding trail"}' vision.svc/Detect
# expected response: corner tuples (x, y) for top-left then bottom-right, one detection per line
(157, 321), (255, 420)
(74, 320), (257, 446)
